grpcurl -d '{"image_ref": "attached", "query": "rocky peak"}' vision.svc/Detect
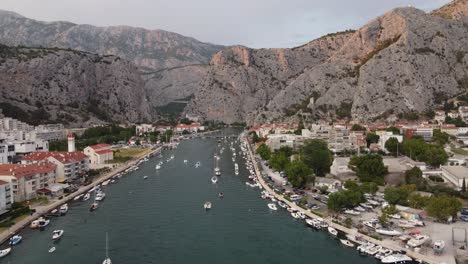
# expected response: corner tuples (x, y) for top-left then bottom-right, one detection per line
(431, 0), (468, 20)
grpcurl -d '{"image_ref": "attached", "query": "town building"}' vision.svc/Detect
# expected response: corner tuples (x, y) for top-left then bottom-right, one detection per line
(84, 144), (113, 164)
(377, 131), (403, 153)
(174, 123), (205, 133)
(0, 180), (13, 215)
(414, 127), (434, 142)
(0, 162), (57, 202)
(0, 139), (15, 164)
(136, 124), (156, 135)
(315, 178), (342, 193)
(265, 134), (303, 151)
(434, 110), (446, 124)
(459, 106), (468, 121)
(440, 166), (468, 190)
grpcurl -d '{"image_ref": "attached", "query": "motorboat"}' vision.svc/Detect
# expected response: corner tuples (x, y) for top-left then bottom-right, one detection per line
(90, 202), (99, 211)
(320, 222), (329, 229)
(345, 234), (365, 245)
(155, 165), (161, 170)
(375, 248), (393, 260)
(184, 160), (188, 163)
(340, 239), (354, 247)
(204, 201), (212, 210)
(102, 233), (112, 264)
(305, 219), (315, 228)
(215, 167), (221, 176)
(59, 204), (68, 215)
(357, 242), (375, 253)
(195, 162), (201, 168)
(268, 203), (277, 210)
(365, 245), (382, 255)
(298, 212), (306, 219)
(218, 192), (224, 199)
(354, 206), (366, 212)
(381, 254), (412, 263)
(344, 209), (360, 215)
(82, 193), (91, 201)
(290, 212), (301, 219)
(433, 240), (445, 254)
(102, 180), (110, 186)
(278, 201), (287, 208)
(327, 226), (338, 236)
(52, 230), (64, 240)
(407, 234), (430, 248)
(398, 220), (416, 228)
(376, 228), (402, 236)
(143, 176), (148, 179)
(38, 218), (50, 229)
(95, 191), (106, 201)
(0, 247), (11, 258)
(73, 194), (83, 201)
(211, 176), (218, 184)
(9, 235), (22, 245)
(48, 247), (56, 253)
(364, 220), (381, 230)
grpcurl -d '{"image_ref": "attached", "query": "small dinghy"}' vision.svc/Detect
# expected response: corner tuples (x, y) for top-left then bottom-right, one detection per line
(340, 239), (354, 247)
(267, 203), (277, 210)
(48, 246), (56, 253)
(0, 247), (11, 258)
(52, 230), (64, 240)
(218, 192), (224, 199)
(9, 235), (22, 245)
(328, 227), (338, 236)
(155, 165), (161, 170)
(211, 176), (218, 184)
(82, 193), (91, 201)
(90, 202), (99, 211)
(204, 201), (212, 210)
(143, 176), (148, 179)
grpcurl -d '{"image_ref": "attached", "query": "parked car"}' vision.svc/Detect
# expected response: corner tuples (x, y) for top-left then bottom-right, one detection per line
(460, 215), (468, 222)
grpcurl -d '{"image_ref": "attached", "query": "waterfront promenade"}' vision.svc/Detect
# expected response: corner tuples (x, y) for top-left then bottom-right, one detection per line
(0, 147), (159, 245)
(243, 136), (448, 264)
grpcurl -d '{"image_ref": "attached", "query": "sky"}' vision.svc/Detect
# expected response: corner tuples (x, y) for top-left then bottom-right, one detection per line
(0, 0), (451, 48)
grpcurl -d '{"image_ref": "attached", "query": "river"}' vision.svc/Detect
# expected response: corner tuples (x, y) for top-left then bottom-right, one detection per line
(2, 130), (375, 264)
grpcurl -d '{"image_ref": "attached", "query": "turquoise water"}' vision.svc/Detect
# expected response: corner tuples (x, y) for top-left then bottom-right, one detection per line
(1, 134), (375, 264)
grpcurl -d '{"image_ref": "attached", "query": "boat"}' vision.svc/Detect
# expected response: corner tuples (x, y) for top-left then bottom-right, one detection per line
(0, 247), (11, 258)
(82, 193), (91, 201)
(298, 212), (306, 219)
(407, 234), (430, 248)
(195, 162), (201, 168)
(365, 245), (382, 255)
(59, 204), (68, 215)
(344, 209), (360, 215)
(218, 192), (224, 199)
(73, 194), (83, 201)
(31, 217), (48, 229)
(381, 253), (412, 263)
(354, 206), (366, 212)
(215, 167), (221, 176)
(184, 160), (188, 163)
(90, 202), (99, 211)
(155, 165), (161, 170)
(52, 230), (64, 240)
(398, 220), (416, 228)
(9, 235), (22, 245)
(38, 218), (50, 229)
(49, 246), (56, 253)
(433, 240), (445, 254)
(376, 228), (402, 236)
(102, 233), (112, 264)
(345, 234), (365, 245)
(143, 176), (148, 179)
(267, 203), (277, 210)
(95, 191), (106, 201)
(204, 201), (212, 210)
(278, 201), (287, 208)
(375, 248), (393, 260)
(327, 227), (338, 236)
(290, 212), (300, 219)
(211, 176), (218, 184)
(340, 239), (354, 247)
(102, 180), (110, 186)
(389, 214), (401, 219)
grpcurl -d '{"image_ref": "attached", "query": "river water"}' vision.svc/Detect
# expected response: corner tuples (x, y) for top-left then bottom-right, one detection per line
(2, 130), (375, 264)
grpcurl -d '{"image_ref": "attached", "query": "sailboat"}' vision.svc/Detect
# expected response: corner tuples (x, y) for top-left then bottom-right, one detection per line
(102, 233), (112, 264)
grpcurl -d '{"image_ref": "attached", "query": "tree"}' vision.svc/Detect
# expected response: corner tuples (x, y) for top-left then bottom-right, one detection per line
(378, 213), (389, 226)
(276, 146), (294, 157)
(384, 185), (416, 205)
(426, 196), (462, 222)
(432, 129), (449, 145)
(382, 205), (399, 215)
(301, 139), (333, 176)
(366, 133), (380, 147)
(405, 167), (427, 191)
(360, 182), (378, 194)
(344, 180), (359, 191)
(285, 160), (313, 188)
(351, 124), (366, 131)
(327, 189), (365, 212)
(256, 144), (271, 160)
(462, 178), (466, 193)
(386, 126), (400, 134)
(384, 137), (400, 156)
(179, 117), (192, 125)
(294, 118), (305, 135)
(348, 154), (388, 184)
(270, 152), (290, 171)
(408, 193), (430, 209)
(424, 145), (448, 167)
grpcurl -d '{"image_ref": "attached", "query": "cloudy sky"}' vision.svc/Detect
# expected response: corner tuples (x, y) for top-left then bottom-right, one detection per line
(0, 0), (451, 48)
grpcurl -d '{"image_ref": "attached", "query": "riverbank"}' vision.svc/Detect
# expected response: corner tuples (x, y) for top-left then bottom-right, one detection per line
(0, 146), (160, 245)
(242, 134), (446, 264)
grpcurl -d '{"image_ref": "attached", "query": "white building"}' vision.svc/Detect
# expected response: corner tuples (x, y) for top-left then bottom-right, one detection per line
(440, 166), (468, 190)
(415, 128), (433, 142)
(265, 134), (303, 151)
(0, 139), (15, 164)
(84, 144), (113, 164)
(174, 123), (205, 133)
(136, 124), (156, 135)
(0, 180), (13, 215)
(378, 132), (403, 153)
(9, 140), (49, 155)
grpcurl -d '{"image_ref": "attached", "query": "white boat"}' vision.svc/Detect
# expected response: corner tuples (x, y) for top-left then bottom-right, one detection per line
(102, 233), (112, 264)
(389, 214), (401, 219)
(95, 191), (106, 201)
(346, 234), (365, 245)
(340, 239), (354, 247)
(48, 246), (56, 253)
(305, 219), (315, 227)
(376, 228), (402, 236)
(38, 218), (50, 228)
(195, 162), (201, 168)
(204, 201), (212, 210)
(59, 204), (68, 215)
(0, 247), (11, 258)
(143, 176), (148, 179)
(278, 201), (287, 208)
(327, 226), (338, 236)
(82, 193), (91, 201)
(407, 234), (430, 248)
(211, 176), (218, 184)
(375, 248), (393, 260)
(344, 209), (360, 215)
(433, 240), (445, 254)
(364, 221), (380, 230)
(184, 160), (188, 163)
(267, 203), (277, 210)
(90, 202), (99, 211)
(155, 165), (161, 170)
(298, 212), (306, 219)
(357, 242), (375, 253)
(73, 194), (83, 201)
(381, 254), (412, 263)
(398, 220), (416, 228)
(365, 245), (382, 255)
(52, 230), (64, 240)
(102, 180), (110, 186)
(215, 167), (221, 176)
(290, 212), (300, 219)
(354, 206), (366, 212)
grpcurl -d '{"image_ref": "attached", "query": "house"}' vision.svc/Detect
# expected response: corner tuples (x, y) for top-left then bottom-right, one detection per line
(448, 111), (460, 119)
(315, 177), (342, 192)
(441, 124), (458, 136)
(174, 123), (205, 133)
(0, 162), (57, 202)
(378, 132), (403, 153)
(84, 144), (113, 164)
(415, 127), (433, 142)
(0, 139), (15, 164)
(22, 152), (89, 183)
(459, 106), (468, 121)
(135, 124), (155, 135)
(440, 166), (468, 190)
(0, 180), (13, 215)
(434, 110), (446, 124)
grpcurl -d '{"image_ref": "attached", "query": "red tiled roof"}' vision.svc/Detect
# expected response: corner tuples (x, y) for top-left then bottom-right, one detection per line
(0, 180), (9, 185)
(23, 151), (88, 164)
(90, 144), (111, 150)
(95, 149), (113, 155)
(0, 162), (56, 179)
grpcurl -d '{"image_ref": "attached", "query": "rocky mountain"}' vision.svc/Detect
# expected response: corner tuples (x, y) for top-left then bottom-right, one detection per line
(187, 0), (468, 125)
(0, 44), (152, 126)
(0, 10), (224, 113)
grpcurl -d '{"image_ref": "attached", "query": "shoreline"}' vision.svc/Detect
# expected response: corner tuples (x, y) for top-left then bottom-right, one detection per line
(0, 146), (160, 245)
(243, 135), (444, 264)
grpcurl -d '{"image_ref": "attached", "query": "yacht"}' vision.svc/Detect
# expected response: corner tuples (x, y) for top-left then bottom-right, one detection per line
(38, 218), (50, 229)
(52, 230), (64, 240)
(59, 204), (68, 215)
(0, 247), (11, 258)
(211, 176), (218, 184)
(340, 239), (354, 247)
(327, 227), (338, 236)
(381, 253), (412, 263)
(278, 201), (287, 208)
(9, 235), (22, 245)
(433, 240), (445, 254)
(95, 191), (106, 201)
(407, 234), (430, 248)
(267, 203), (278, 210)
(376, 228), (402, 236)
(204, 201), (212, 210)
(375, 248), (393, 260)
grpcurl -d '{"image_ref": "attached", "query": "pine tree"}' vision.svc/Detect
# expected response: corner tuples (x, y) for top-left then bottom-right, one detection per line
(462, 178), (466, 193)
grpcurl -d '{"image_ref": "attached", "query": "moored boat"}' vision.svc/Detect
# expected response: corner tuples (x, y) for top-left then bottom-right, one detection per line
(59, 204), (68, 215)
(204, 201), (212, 210)
(376, 228), (402, 236)
(211, 176), (218, 184)
(82, 193), (91, 201)
(0, 247), (11, 258)
(95, 191), (106, 201)
(433, 240), (445, 254)
(52, 230), (64, 240)
(407, 234), (430, 248)
(90, 202), (99, 211)
(340, 239), (354, 247)
(267, 203), (277, 210)
(327, 226), (338, 236)
(9, 235), (22, 246)
(381, 253), (412, 263)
